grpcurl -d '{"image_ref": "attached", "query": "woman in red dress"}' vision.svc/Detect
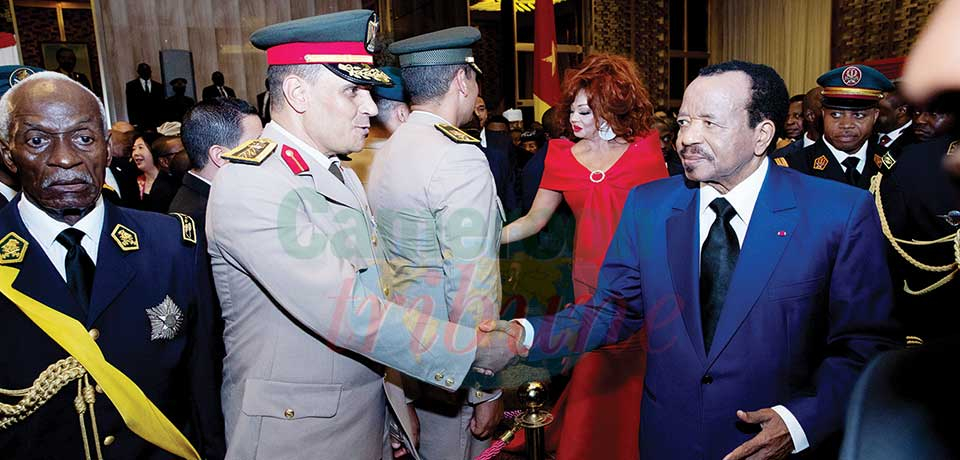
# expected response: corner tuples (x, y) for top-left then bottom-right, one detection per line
(501, 53), (667, 460)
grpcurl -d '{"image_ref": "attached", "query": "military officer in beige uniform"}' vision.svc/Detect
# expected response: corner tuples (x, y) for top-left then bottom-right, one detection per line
(206, 12), (513, 460)
(367, 27), (504, 460)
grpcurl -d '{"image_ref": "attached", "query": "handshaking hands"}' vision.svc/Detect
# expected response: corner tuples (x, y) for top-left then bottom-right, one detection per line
(471, 320), (528, 376)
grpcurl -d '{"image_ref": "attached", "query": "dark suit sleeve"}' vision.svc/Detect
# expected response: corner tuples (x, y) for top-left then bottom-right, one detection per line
(185, 238), (226, 459)
(783, 191), (901, 448)
(526, 188), (646, 362)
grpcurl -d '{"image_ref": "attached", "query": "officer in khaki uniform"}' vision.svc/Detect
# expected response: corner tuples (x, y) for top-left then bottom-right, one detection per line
(367, 27), (504, 460)
(206, 11), (502, 460)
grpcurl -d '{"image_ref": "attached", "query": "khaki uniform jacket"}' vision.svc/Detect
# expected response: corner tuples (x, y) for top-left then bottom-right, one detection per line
(207, 122), (476, 460)
(367, 111), (503, 459)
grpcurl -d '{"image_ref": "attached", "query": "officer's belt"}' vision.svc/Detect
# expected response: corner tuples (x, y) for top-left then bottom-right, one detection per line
(0, 266), (200, 460)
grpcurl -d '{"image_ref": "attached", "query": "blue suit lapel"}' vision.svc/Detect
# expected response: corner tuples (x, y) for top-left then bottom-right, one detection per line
(86, 203), (134, 328)
(1, 197), (85, 320)
(666, 182), (707, 364)
(706, 165), (798, 364)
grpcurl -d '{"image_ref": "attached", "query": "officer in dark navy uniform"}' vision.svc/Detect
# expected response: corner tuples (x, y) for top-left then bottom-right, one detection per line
(0, 72), (224, 459)
(780, 65), (894, 189)
(876, 108), (960, 344)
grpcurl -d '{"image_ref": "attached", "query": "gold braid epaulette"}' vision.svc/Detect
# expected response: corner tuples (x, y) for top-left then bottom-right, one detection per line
(0, 357), (86, 429)
(871, 173), (960, 296)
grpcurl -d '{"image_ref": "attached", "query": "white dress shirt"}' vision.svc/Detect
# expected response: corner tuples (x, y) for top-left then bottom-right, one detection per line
(141, 78), (151, 93)
(0, 181), (17, 202)
(802, 132), (818, 148)
(824, 138), (868, 174)
(18, 196), (104, 282)
(188, 170), (212, 186)
(518, 158), (809, 453)
(878, 120), (912, 147)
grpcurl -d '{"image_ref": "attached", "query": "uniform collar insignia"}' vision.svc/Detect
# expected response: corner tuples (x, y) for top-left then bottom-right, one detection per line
(111, 224), (140, 251)
(146, 295), (183, 340)
(435, 123), (480, 144)
(0, 232), (28, 264)
(222, 138), (278, 165)
(280, 145), (310, 174)
(813, 155), (829, 171)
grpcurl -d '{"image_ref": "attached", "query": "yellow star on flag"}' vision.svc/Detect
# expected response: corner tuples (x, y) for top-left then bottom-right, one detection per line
(541, 40), (557, 76)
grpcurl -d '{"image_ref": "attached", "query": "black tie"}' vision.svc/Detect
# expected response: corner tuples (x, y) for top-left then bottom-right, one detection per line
(700, 197), (740, 354)
(842, 156), (861, 185)
(328, 162), (345, 184)
(56, 228), (95, 311)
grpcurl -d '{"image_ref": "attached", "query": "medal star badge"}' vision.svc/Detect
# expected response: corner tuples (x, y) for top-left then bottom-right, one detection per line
(146, 295), (184, 341)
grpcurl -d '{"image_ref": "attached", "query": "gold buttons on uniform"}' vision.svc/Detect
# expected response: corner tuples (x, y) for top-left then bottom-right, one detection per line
(89, 329), (100, 341)
(434, 372), (444, 382)
(103, 435), (115, 446)
(445, 378), (454, 387)
(383, 287), (390, 297)
(95, 384), (104, 394)
(371, 235), (377, 246)
(475, 390), (483, 398)
(283, 408), (295, 419)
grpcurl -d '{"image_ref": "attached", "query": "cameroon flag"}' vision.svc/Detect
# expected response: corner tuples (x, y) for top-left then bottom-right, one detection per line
(533, 0), (561, 123)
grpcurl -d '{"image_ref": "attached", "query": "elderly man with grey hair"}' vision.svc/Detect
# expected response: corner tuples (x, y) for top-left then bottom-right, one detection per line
(0, 71), (225, 458)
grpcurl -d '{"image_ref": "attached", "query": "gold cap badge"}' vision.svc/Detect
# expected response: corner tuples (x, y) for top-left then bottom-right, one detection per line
(111, 224), (140, 251)
(0, 232), (28, 264)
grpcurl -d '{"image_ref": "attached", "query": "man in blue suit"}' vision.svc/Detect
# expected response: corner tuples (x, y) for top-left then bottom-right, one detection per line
(483, 61), (901, 459)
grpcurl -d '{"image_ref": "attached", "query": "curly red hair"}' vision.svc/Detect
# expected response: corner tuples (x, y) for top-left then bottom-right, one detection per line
(557, 53), (654, 142)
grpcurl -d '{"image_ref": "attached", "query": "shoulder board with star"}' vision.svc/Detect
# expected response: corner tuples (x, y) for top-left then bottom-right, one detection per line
(221, 138), (278, 165)
(948, 140), (959, 156)
(435, 123), (480, 144)
(169, 213), (197, 245)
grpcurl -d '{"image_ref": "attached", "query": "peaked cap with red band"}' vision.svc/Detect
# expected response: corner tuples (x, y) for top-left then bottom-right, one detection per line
(250, 9), (393, 87)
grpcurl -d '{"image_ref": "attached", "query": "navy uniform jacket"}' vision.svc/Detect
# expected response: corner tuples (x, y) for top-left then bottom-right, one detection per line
(877, 135), (960, 341)
(168, 172), (211, 237)
(783, 139), (882, 189)
(0, 197), (225, 459)
(878, 128), (918, 162)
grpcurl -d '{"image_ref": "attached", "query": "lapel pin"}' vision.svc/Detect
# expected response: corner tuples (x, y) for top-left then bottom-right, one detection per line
(777, 230), (787, 237)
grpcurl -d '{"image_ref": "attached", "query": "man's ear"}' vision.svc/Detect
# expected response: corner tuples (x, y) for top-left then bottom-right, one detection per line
(396, 105), (410, 124)
(755, 119), (777, 156)
(454, 68), (470, 96)
(0, 139), (18, 175)
(104, 131), (114, 163)
(208, 145), (227, 168)
(282, 74), (310, 114)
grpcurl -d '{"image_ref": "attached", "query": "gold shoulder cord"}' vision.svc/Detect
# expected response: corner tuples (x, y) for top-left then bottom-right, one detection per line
(870, 173), (960, 296)
(0, 358), (104, 460)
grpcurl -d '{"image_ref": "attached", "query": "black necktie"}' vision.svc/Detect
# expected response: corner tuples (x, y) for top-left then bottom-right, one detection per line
(700, 197), (740, 353)
(328, 162), (345, 184)
(56, 228), (95, 311)
(842, 156), (861, 185)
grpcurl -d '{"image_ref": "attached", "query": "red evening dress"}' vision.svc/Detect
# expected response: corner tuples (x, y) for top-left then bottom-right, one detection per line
(511, 131), (668, 460)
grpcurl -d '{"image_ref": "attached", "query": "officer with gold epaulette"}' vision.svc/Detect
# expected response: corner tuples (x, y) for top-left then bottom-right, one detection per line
(0, 73), (224, 458)
(206, 11), (512, 460)
(875, 93), (960, 345)
(779, 64), (894, 189)
(366, 27), (505, 460)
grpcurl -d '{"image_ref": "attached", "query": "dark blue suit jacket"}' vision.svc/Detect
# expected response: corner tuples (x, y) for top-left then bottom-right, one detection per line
(0, 197), (225, 459)
(527, 164), (901, 459)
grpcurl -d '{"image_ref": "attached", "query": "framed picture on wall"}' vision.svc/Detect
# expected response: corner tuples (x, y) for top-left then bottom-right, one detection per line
(40, 42), (93, 90)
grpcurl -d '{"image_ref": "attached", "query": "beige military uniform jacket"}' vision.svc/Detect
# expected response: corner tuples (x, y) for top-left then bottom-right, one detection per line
(207, 121), (476, 460)
(367, 111), (503, 459)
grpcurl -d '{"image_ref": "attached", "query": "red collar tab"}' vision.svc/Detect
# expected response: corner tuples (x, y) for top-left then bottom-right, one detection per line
(280, 145), (310, 174)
